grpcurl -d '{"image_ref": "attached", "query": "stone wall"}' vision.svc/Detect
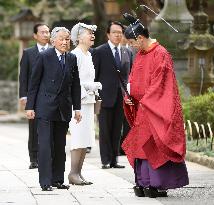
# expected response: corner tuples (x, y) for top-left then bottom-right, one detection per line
(0, 81), (18, 112)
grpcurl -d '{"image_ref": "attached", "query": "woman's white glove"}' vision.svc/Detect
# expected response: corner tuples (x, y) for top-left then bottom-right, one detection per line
(84, 82), (102, 92)
(93, 82), (102, 91)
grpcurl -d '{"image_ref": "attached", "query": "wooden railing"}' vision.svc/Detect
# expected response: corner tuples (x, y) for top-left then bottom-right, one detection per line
(185, 120), (214, 151)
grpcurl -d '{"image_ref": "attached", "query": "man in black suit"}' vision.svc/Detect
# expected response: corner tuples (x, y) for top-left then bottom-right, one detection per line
(25, 27), (81, 191)
(93, 21), (133, 169)
(19, 23), (50, 169)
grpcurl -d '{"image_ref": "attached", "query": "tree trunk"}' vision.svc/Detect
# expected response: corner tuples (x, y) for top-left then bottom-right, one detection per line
(91, 0), (108, 46)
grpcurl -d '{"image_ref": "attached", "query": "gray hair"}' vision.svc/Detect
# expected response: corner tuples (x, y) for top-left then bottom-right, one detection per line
(71, 23), (97, 46)
(50, 27), (70, 40)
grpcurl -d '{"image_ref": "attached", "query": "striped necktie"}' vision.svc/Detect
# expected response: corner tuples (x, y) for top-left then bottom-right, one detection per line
(60, 54), (65, 70)
(40, 47), (45, 52)
(114, 47), (121, 69)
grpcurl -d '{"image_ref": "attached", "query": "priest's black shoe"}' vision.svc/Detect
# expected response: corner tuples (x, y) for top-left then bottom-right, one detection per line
(133, 185), (145, 197)
(102, 164), (110, 169)
(41, 185), (53, 191)
(52, 182), (70, 189)
(143, 187), (167, 198)
(29, 162), (38, 169)
(110, 163), (125, 168)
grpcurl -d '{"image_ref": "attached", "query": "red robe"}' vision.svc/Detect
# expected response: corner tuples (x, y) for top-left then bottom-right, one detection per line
(122, 42), (186, 169)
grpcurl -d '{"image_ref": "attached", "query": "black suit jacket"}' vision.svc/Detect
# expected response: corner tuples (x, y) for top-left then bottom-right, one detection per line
(93, 43), (133, 107)
(25, 48), (81, 122)
(19, 45), (39, 98)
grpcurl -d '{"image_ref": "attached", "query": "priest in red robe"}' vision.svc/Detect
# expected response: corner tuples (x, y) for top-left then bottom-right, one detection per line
(122, 14), (189, 198)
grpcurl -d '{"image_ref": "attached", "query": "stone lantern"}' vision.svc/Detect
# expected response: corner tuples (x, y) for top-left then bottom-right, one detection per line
(11, 8), (40, 41)
(11, 9), (40, 116)
(149, 0), (193, 81)
(179, 3), (214, 95)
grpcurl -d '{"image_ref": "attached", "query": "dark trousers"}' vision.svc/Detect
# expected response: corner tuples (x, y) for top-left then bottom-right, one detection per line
(28, 119), (38, 162)
(98, 90), (124, 165)
(37, 119), (69, 187)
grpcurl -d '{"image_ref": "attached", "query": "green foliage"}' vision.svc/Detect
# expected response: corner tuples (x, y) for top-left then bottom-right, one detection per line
(116, 0), (127, 4)
(0, 25), (14, 39)
(0, 0), (94, 81)
(178, 84), (190, 121)
(24, 0), (42, 6)
(178, 84), (189, 103)
(187, 138), (214, 157)
(186, 91), (214, 126)
(183, 101), (190, 121)
(0, 0), (42, 9)
(0, 0), (17, 10)
(0, 40), (19, 81)
(183, 90), (214, 154)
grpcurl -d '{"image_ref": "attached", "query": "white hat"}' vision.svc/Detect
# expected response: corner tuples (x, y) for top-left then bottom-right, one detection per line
(71, 22), (97, 46)
(78, 23), (97, 31)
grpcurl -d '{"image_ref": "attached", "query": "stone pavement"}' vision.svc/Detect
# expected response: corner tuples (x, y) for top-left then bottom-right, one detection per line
(0, 123), (162, 205)
(1, 123), (214, 205)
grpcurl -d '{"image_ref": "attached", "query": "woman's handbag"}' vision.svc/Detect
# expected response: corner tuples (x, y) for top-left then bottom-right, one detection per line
(94, 95), (102, 114)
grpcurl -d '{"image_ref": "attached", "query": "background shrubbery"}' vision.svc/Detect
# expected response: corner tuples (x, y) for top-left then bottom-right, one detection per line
(182, 89), (214, 130)
(181, 87), (214, 154)
(187, 138), (214, 157)
(0, 40), (19, 81)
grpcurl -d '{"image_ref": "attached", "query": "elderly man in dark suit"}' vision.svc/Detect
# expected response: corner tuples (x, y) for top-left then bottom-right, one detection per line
(25, 27), (81, 191)
(19, 23), (50, 169)
(93, 21), (133, 169)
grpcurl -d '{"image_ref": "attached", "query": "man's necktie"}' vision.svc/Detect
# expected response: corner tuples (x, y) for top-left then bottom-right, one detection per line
(60, 54), (65, 70)
(114, 47), (121, 69)
(40, 47), (45, 52)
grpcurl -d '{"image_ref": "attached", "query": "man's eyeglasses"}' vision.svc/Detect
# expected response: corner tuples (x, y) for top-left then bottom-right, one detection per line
(110, 31), (123, 35)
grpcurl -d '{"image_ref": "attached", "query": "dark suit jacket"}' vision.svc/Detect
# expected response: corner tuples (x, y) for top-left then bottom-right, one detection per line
(25, 47), (81, 122)
(93, 43), (133, 107)
(19, 45), (39, 98)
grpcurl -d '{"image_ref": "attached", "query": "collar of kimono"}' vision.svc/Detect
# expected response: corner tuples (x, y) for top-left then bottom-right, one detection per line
(141, 41), (159, 55)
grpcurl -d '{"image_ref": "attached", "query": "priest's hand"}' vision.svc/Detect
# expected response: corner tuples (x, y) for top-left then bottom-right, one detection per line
(125, 98), (134, 106)
(26, 110), (35, 119)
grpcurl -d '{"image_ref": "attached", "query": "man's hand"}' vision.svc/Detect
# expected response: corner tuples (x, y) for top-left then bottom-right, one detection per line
(20, 98), (27, 106)
(74, 111), (82, 123)
(26, 110), (35, 119)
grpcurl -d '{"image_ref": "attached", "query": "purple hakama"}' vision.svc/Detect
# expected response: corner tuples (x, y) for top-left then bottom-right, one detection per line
(135, 159), (189, 190)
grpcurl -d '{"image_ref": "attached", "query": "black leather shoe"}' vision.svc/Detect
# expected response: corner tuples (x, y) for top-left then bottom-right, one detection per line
(29, 162), (38, 169)
(110, 163), (125, 168)
(102, 164), (110, 169)
(143, 187), (167, 198)
(133, 186), (145, 197)
(41, 185), (53, 191)
(52, 182), (70, 189)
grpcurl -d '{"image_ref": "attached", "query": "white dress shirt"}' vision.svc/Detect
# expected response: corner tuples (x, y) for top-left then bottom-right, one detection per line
(54, 48), (65, 61)
(37, 43), (49, 52)
(108, 40), (121, 60)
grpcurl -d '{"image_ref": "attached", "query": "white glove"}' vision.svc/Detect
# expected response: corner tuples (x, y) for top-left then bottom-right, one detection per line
(84, 82), (102, 92)
(93, 82), (102, 91)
